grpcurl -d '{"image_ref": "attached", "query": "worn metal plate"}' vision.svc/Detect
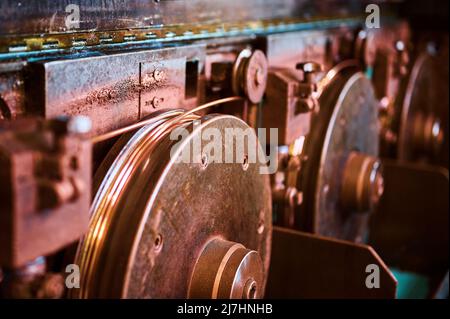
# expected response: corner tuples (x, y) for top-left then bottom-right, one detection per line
(25, 45), (204, 136)
(0, 0), (372, 36)
(266, 226), (397, 298)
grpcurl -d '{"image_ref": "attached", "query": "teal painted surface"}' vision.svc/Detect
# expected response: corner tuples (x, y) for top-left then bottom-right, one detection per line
(391, 267), (429, 299)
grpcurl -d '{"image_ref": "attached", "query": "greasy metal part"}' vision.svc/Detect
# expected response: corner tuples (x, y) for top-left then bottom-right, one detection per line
(299, 67), (379, 242)
(340, 152), (384, 213)
(369, 161), (448, 286)
(0, 117), (92, 268)
(73, 112), (272, 298)
(265, 227), (397, 299)
(188, 238), (264, 299)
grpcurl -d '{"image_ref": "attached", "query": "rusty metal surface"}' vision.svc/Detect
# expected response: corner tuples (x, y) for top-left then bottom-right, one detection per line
(74, 113), (272, 298)
(265, 30), (330, 69)
(369, 161), (448, 281)
(0, 0), (380, 36)
(299, 68), (379, 242)
(25, 45), (205, 136)
(265, 226), (397, 299)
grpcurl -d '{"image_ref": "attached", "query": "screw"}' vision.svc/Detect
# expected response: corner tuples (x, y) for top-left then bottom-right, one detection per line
(151, 96), (162, 108)
(153, 69), (163, 82)
(67, 116), (92, 134)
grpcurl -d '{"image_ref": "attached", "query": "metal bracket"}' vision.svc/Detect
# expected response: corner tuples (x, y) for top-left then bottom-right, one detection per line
(265, 226), (397, 298)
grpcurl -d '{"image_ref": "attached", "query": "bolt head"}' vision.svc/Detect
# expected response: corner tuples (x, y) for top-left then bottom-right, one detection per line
(153, 69), (163, 82)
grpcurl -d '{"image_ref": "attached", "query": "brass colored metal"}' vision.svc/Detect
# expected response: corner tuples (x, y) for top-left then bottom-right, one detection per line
(188, 238), (264, 299)
(396, 53), (445, 163)
(266, 227), (397, 299)
(369, 160), (449, 296)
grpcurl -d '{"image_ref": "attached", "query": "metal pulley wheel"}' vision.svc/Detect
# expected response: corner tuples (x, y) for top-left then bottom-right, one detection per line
(395, 53), (445, 163)
(299, 63), (382, 242)
(73, 110), (272, 298)
(232, 49), (268, 104)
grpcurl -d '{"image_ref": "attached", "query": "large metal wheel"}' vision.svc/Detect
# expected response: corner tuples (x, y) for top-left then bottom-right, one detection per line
(73, 111), (272, 298)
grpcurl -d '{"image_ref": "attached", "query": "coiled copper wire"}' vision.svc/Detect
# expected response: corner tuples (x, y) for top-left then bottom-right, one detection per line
(74, 96), (243, 298)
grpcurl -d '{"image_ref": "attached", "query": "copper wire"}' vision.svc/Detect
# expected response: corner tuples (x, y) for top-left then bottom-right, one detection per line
(91, 96), (244, 144)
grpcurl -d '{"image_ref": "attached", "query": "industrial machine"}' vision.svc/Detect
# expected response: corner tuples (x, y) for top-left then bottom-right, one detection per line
(0, 0), (448, 299)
